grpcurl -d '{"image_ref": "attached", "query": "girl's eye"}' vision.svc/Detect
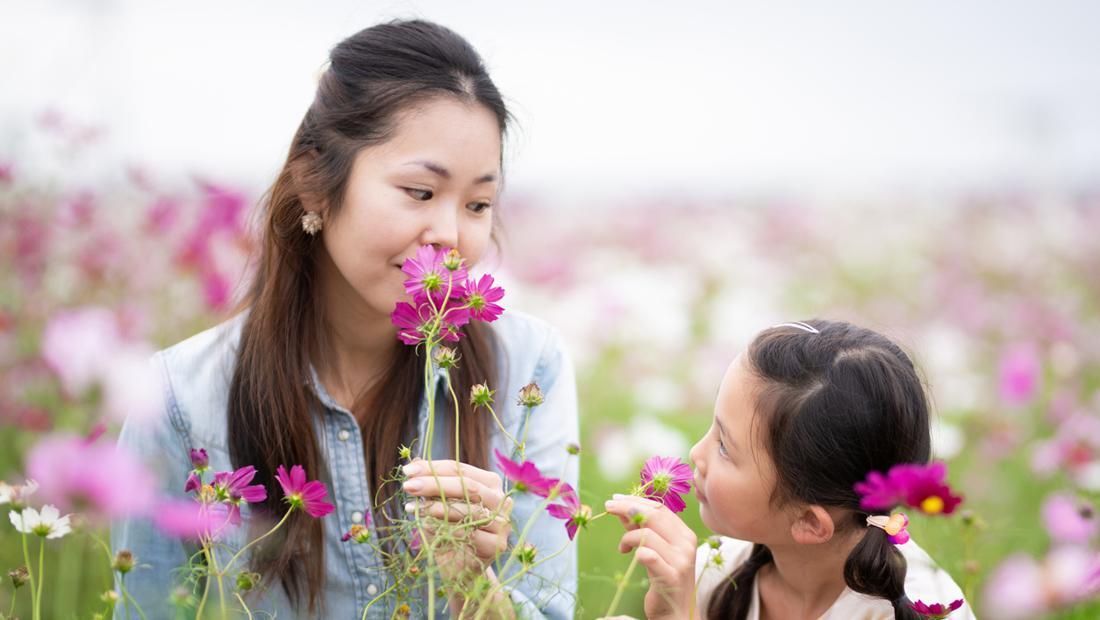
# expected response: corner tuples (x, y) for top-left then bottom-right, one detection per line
(717, 437), (729, 457)
(405, 188), (433, 201)
(467, 201), (492, 214)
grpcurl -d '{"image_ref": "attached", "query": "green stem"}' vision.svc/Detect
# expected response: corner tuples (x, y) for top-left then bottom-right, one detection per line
(234, 592), (255, 620)
(20, 534), (36, 620)
(359, 581), (399, 620)
(122, 573), (133, 619)
(196, 543), (214, 620)
(605, 531), (646, 618)
(517, 407), (533, 460)
(224, 507), (295, 572)
(34, 537), (44, 620)
(8, 590), (16, 619)
(484, 403), (521, 449)
(472, 496), (552, 620)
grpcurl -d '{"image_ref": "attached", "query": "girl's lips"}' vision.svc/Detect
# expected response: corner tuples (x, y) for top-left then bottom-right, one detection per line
(694, 477), (707, 503)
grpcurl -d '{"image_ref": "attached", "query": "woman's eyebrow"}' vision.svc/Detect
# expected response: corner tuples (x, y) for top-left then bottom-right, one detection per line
(402, 160), (497, 184)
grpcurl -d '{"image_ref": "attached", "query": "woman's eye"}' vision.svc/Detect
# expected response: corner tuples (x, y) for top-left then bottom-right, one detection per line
(467, 201), (492, 214)
(405, 188), (433, 201)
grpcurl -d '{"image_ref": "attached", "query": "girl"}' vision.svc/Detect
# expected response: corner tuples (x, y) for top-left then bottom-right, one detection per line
(112, 20), (578, 619)
(605, 320), (974, 619)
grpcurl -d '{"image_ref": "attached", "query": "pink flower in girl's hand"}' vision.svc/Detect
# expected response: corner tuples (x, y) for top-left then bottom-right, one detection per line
(494, 449), (559, 498)
(638, 456), (693, 513)
(275, 465), (335, 518)
(546, 482), (590, 540)
(909, 599), (963, 619)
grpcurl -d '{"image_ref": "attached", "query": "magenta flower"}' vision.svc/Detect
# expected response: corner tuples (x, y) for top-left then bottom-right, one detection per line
(494, 449), (559, 498)
(402, 245), (467, 298)
(392, 301), (469, 346)
(190, 448), (209, 472)
(909, 599), (963, 619)
(154, 498), (230, 540)
(184, 471), (202, 494)
(274, 465), (335, 518)
(855, 462), (962, 515)
(546, 483), (590, 540)
(638, 456), (693, 513)
(212, 466), (267, 524)
(464, 274), (505, 322)
(27, 433), (157, 519)
(1041, 493), (1096, 544)
(998, 344), (1040, 406)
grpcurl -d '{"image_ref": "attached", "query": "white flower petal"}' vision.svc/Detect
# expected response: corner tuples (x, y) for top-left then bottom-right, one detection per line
(39, 504), (60, 524)
(9, 510), (26, 533)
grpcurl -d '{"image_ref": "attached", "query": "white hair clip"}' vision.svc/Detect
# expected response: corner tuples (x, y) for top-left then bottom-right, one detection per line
(771, 321), (820, 334)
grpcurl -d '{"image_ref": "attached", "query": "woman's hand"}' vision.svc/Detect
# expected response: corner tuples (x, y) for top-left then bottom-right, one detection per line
(402, 458), (514, 578)
(605, 494), (699, 620)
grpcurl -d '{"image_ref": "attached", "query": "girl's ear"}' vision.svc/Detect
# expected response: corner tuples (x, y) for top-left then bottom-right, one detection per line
(789, 505), (836, 545)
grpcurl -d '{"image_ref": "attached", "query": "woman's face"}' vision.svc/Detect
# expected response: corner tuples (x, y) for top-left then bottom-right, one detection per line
(689, 354), (792, 545)
(318, 96), (501, 322)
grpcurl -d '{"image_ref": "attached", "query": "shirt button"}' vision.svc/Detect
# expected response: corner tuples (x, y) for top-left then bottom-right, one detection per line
(366, 583), (379, 596)
(351, 511), (363, 523)
(338, 429), (351, 441)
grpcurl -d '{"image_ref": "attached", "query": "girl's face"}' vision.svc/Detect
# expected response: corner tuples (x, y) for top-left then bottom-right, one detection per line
(318, 96), (501, 322)
(689, 354), (791, 545)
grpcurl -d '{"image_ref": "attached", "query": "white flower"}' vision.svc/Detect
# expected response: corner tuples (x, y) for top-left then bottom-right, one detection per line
(9, 505), (72, 539)
(0, 479), (39, 508)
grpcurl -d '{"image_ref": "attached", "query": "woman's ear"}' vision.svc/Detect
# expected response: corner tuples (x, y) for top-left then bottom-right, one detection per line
(789, 505), (836, 545)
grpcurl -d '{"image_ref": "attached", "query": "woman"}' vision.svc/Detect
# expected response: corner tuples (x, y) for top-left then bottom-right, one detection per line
(112, 19), (578, 619)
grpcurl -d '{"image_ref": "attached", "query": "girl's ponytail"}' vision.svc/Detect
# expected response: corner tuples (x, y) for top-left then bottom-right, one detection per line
(707, 544), (773, 620)
(844, 522), (921, 620)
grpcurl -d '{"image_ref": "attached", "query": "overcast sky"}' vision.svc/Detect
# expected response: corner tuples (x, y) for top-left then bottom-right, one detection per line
(2, 0), (1098, 199)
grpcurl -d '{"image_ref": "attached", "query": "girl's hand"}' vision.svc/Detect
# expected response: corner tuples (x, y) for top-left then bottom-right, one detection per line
(402, 458), (514, 577)
(605, 494), (699, 620)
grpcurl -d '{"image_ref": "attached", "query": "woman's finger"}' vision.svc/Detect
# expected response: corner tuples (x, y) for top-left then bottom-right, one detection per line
(404, 459), (503, 489)
(403, 475), (507, 511)
(409, 499), (509, 532)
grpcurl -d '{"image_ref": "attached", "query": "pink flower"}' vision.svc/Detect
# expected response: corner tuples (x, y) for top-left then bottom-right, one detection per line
(909, 599), (963, 619)
(998, 344), (1041, 406)
(274, 465), (335, 518)
(546, 483), (589, 540)
(184, 472), (202, 494)
(494, 449), (559, 498)
(464, 274), (505, 322)
(392, 301), (469, 346)
(983, 547), (1100, 619)
(40, 307), (120, 396)
(855, 462), (962, 515)
(408, 526), (422, 554)
(639, 456), (693, 513)
(190, 448), (210, 472)
(154, 498), (230, 540)
(402, 245), (467, 299)
(26, 433), (156, 519)
(1041, 493), (1096, 544)
(212, 466), (267, 524)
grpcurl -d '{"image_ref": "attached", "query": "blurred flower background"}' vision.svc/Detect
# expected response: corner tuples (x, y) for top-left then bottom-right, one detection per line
(2, 1), (1099, 618)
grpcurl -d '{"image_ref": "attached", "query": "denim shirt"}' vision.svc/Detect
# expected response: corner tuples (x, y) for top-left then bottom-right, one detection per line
(111, 310), (579, 619)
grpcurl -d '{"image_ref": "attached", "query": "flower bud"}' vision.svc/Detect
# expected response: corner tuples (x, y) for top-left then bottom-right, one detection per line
(113, 550), (135, 574)
(398, 444), (412, 461)
(189, 448), (209, 472)
(442, 249), (465, 271)
(236, 571), (262, 592)
(517, 382), (544, 408)
(8, 566), (28, 589)
(100, 590), (119, 603)
(517, 543), (538, 566)
(433, 346), (458, 369)
(565, 442), (582, 456)
(469, 384), (494, 408)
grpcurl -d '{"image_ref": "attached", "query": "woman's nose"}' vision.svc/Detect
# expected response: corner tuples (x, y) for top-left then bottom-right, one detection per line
(419, 203), (460, 250)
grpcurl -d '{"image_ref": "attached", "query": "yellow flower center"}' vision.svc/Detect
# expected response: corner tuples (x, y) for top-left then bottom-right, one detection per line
(921, 496), (945, 514)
